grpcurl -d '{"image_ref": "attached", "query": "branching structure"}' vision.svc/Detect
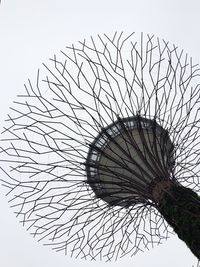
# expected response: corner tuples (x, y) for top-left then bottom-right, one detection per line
(0, 32), (200, 261)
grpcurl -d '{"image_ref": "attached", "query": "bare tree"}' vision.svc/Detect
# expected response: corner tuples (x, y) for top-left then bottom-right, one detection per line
(0, 32), (200, 262)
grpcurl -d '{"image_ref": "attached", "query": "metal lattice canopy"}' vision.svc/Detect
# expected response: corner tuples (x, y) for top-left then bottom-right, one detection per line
(1, 32), (200, 261)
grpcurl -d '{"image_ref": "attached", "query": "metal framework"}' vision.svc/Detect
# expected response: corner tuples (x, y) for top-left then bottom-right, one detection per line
(86, 115), (175, 207)
(0, 32), (200, 261)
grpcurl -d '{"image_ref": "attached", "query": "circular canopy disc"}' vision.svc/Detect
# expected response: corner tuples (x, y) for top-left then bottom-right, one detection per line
(86, 116), (175, 207)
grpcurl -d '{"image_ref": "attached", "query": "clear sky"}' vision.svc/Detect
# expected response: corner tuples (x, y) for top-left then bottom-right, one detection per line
(0, 1), (200, 267)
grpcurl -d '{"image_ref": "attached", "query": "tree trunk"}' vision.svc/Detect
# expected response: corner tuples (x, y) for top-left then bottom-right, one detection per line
(158, 184), (200, 260)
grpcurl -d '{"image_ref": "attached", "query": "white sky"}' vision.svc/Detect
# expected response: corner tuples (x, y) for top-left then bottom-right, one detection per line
(0, 1), (199, 267)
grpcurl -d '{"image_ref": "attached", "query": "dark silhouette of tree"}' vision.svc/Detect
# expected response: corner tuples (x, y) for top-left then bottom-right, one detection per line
(0, 32), (200, 262)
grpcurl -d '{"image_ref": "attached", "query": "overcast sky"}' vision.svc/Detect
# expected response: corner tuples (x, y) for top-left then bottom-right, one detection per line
(0, 1), (200, 267)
